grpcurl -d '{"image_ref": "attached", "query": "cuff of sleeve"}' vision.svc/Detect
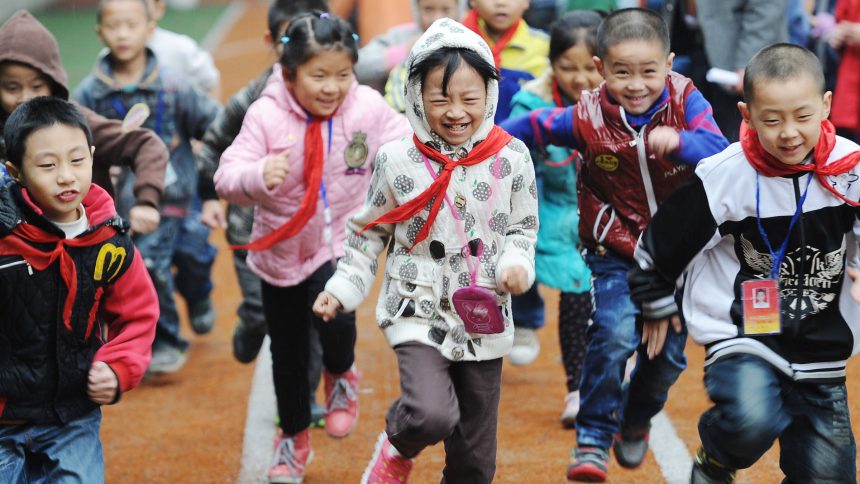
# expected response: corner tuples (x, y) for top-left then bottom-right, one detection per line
(674, 131), (698, 166)
(642, 296), (678, 320)
(325, 275), (365, 313)
(133, 186), (161, 209)
(198, 176), (218, 201)
(495, 253), (535, 289)
(106, 361), (133, 393)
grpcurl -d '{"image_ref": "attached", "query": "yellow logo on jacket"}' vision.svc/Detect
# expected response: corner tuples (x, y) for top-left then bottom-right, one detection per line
(94, 243), (126, 282)
(594, 154), (619, 172)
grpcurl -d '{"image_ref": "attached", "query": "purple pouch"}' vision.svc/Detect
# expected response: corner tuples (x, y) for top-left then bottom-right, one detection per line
(452, 286), (504, 334)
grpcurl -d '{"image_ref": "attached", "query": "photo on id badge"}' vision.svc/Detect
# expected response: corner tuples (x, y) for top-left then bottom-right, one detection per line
(742, 279), (781, 335)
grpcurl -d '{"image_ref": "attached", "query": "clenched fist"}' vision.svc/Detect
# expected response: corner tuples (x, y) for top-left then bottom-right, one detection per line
(263, 149), (291, 190)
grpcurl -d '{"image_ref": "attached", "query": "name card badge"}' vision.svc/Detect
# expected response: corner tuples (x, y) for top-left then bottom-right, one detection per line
(741, 279), (781, 335)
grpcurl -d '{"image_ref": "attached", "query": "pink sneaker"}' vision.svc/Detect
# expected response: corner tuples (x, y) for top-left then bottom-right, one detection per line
(324, 365), (360, 438)
(268, 429), (313, 483)
(360, 432), (414, 484)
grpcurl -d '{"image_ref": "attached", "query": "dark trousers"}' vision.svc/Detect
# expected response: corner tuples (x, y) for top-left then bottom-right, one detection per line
(386, 342), (502, 484)
(700, 354), (856, 482)
(262, 263), (356, 435)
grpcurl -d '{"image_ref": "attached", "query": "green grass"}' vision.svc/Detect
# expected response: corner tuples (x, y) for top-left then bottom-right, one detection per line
(6, 5), (227, 91)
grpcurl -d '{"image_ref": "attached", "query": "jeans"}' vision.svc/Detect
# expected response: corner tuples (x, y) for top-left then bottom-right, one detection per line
(511, 283), (545, 330)
(0, 409), (103, 483)
(173, 201), (216, 304)
(576, 250), (687, 449)
(700, 354), (857, 482)
(135, 216), (188, 350)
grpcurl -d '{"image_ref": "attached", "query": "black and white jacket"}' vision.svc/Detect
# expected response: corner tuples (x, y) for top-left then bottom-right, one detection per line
(630, 138), (860, 383)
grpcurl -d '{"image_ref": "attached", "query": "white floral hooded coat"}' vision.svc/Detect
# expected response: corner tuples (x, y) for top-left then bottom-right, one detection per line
(325, 18), (538, 361)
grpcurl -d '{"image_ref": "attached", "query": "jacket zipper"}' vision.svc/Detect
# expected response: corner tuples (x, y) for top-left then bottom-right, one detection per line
(620, 107), (666, 217)
(0, 259), (32, 275)
(792, 177), (805, 334)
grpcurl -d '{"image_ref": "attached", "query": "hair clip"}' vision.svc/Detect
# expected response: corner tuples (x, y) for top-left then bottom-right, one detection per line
(352, 33), (359, 43)
(320, 12), (330, 19)
(280, 35), (290, 45)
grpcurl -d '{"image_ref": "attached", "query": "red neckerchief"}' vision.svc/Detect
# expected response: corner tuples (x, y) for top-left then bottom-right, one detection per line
(0, 189), (117, 332)
(361, 126), (513, 250)
(462, 9), (520, 68)
(741, 119), (860, 206)
(551, 78), (565, 107)
(234, 117), (328, 251)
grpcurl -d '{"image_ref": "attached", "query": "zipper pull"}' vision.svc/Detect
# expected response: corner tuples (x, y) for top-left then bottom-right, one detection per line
(26, 262), (32, 275)
(629, 139), (637, 147)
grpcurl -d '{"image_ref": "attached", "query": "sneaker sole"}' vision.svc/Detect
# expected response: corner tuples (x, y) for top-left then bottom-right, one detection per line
(567, 463), (607, 482)
(269, 450), (314, 484)
(360, 432), (387, 484)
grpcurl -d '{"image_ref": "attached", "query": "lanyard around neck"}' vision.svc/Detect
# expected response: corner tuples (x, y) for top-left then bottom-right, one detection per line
(755, 172), (813, 279)
(112, 91), (164, 136)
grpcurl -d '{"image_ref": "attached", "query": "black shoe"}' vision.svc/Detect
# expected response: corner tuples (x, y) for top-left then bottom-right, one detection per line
(232, 318), (266, 363)
(612, 424), (650, 468)
(189, 298), (216, 334)
(691, 447), (736, 484)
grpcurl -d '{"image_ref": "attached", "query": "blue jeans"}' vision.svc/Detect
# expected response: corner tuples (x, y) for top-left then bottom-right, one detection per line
(135, 216), (187, 350)
(0, 409), (103, 483)
(173, 202), (216, 304)
(576, 250), (687, 449)
(700, 354), (857, 482)
(511, 283), (545, 330)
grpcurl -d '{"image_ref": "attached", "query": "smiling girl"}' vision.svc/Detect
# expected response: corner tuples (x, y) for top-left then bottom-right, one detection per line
(314, 18), (538, 484)
(214, 12), (410, 484)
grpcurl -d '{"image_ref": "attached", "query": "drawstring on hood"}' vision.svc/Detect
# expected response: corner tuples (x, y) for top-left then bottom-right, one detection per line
(404, 17), (499, 154)
(0, 10), (70, 102)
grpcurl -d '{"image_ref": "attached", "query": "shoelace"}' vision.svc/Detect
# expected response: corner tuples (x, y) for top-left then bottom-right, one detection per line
(327, 377), (357, 412)
(272, 436), (301, 472)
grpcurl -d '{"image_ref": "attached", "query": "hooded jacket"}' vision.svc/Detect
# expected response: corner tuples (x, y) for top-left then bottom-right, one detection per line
(325, 18), (538, 362)
(214, 64), (411, 286)
(0, 183), (157, 424)
(0, 10), (167, 209)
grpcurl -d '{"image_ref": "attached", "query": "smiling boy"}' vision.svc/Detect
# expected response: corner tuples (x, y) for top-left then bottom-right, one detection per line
(629, 43), (860, 483)
(501, 8), (728, 482)
(0, 96), (157, 482)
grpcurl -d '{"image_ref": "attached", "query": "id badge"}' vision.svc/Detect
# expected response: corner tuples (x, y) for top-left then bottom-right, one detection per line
(741, 279), (781, 335)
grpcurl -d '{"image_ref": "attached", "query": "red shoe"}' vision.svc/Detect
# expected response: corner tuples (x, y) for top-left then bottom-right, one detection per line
(360, 432), (414, 484)
(324, 365), (360, 438)
(268, 429), (313, 483)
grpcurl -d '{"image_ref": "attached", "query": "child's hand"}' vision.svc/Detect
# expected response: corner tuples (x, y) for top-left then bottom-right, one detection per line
(313, 291), (343, 322)
(87, 361), (118, 405)
(201, 199), (227, 229)
(128, 205), (160, 235)
(500, 266), (529, 295)
(648, 126), (681, 159)
(263, 149), (291, 190)
(847, 267), (860, 303)
(641, 314), (683, 360)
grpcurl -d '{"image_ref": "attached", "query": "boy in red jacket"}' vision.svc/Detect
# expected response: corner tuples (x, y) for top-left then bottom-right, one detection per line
(0, 97), (157, 482)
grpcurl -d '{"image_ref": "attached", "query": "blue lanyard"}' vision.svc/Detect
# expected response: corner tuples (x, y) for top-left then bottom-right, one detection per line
(317, 118), (333, 208)
(313, 117), (335, 265)
(755, 172), (813, 279)
(112, 91), (165, 136)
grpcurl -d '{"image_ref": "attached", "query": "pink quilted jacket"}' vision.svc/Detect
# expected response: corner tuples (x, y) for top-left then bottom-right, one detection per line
(215, 63), (411, 286)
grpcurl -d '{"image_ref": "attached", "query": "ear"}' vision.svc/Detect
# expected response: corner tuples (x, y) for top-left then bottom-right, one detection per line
(263, 30), (275, 49)
(666, 51), (675, 70)
(823, 90), (833, 119)
(90, 146), (96, 158)
(5, 161), (20, 184)
(146, 19), (156, 37)
(737, 101), (751, 123)
(593, 56), (605, 77)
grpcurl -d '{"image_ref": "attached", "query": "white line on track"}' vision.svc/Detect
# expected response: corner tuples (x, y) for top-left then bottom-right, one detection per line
(237, 338), (277, 484)
(202, 0), (246, 52)
(650, 410), (694, 483)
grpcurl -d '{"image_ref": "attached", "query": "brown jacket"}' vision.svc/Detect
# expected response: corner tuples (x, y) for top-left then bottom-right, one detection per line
(0, 10), (166, 208)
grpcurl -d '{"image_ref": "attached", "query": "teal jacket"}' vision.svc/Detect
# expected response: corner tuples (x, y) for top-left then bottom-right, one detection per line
(509, 71), (591, 293)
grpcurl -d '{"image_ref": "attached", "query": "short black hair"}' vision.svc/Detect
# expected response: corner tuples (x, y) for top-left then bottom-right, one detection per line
(409, 47), (499, 97)
(596, 8), (669, 60)
(279, 12), (359, 78)
(549, 10), (604, 64)
(3, 97), (93, 168)
(743, 43), (826, 103)
(268, 0), (330, 39)
(97, 0), (152, 23)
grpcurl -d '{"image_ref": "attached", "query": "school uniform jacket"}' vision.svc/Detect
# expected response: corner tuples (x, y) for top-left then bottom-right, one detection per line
(631, 138), (860, 383)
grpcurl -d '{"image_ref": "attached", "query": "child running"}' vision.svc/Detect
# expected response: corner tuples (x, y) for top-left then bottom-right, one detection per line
(629, 43), (859, 484)
(314, 17), (538, 484)
(0, 96), (157, 482)
(214, 12), (410, 484)
(501, 8), (728, 482)
(508, 9), (603, 428)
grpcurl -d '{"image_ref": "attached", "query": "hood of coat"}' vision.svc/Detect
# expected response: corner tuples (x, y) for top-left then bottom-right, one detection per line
(403, 17), (498, 153)
(0, 10), (69, 101)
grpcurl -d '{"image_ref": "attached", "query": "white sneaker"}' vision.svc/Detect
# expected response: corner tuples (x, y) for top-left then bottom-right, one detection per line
(508, 327), (540, 366)
(561, 391), (580, 429)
